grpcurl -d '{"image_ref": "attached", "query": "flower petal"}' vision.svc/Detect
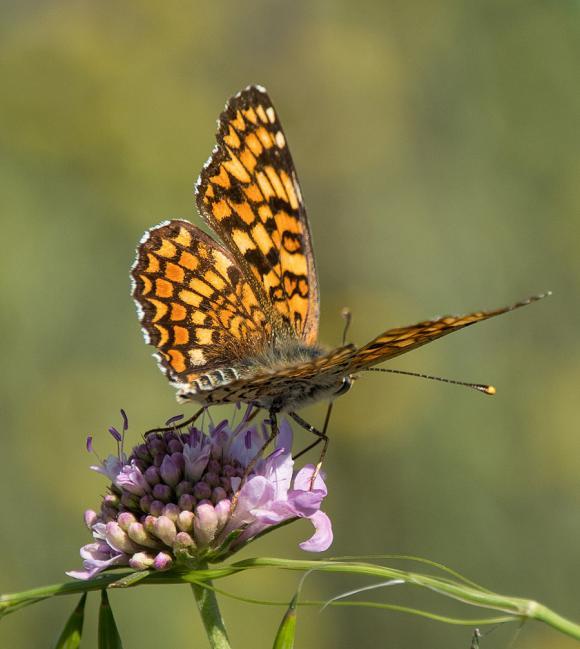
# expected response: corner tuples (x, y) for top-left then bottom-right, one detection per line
(293, 465), (327, 495)
(287, 489), (325, 517)
(221, 476), (274, 537)
(261, 448), (293, 500)
(252, 500), (296, 525)
(67, 542), (129, 580)
(183, 440), (211, 481)
(91, 455), (123, 481)
(275, 419), (293, 454)
(227, 426), (262, 466)
(299, 511), (333, 552)
(115, 461), (149, 496)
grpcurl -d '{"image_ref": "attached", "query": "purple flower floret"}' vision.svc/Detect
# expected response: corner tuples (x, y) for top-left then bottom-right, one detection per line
(68, 415), (332, 580)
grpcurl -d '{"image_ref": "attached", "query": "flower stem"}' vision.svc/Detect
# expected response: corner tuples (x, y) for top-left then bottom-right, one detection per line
(190, 565), (231, 649)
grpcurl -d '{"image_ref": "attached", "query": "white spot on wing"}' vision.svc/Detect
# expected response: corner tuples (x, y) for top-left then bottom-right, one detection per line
(196, 145), (220, 197)
(275, 131), (285, 148)
(189, 348), (206, 366)
(266, 107), (275, 123)
(140, 326), (151, 344)
(133, 298), (144, 320)
(153, 352), (167, 374)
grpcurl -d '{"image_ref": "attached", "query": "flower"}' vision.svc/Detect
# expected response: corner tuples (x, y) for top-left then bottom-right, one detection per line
(68, 409), (332, 580)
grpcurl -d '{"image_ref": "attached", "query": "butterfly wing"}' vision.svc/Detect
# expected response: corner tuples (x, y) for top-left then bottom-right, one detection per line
(195, 85), (319, 344)
(131, 219), (272, 386)
(348, 294), (549, 372)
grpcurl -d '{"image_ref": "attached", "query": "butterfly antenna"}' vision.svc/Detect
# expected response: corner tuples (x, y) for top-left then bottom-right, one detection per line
(341, 307), (352, 345)
(365, 367), (496, 395)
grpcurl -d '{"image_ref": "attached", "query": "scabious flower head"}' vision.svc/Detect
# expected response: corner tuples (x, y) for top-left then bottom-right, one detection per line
(68, 409), (332, 580)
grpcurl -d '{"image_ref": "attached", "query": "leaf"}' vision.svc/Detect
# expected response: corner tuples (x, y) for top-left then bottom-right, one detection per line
(109, 570), (150, 589)
(53, 593), (87, 649)
(272, 592), (298, 649)
(98, 590), (124, 649)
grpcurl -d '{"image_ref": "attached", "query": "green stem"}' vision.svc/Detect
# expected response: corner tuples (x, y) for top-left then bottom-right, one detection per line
(3, 559), (580, 642)
(190, 564), (231, 649)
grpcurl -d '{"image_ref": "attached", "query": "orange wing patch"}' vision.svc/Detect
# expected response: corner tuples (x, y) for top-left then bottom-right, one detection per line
(131, 219), (271, 384)
(195, 85), (319, 345)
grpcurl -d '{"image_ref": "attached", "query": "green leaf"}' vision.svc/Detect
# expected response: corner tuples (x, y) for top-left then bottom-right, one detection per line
(98, 590), (124, 649)
(109, 570), (150, 589)
(53, 593), (87, 649)
(272, 592), (298, 649)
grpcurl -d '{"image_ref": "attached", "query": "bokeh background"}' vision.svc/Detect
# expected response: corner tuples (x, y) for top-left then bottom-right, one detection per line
(1, 2), (579, 647)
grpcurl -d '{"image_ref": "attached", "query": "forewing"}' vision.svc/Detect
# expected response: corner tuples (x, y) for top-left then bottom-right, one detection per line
(131, 219), (270, 385)
(349, 294), (549, 372)
(195, 85), (319, 344)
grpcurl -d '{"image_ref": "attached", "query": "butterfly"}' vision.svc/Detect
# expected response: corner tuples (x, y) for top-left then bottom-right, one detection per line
(131, 85), (547, 439)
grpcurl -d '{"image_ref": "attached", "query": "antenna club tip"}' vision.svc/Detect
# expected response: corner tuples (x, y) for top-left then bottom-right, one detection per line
(484, 385), (496, 396)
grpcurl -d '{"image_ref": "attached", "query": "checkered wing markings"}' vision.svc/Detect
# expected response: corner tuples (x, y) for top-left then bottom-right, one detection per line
(196, 85), (319, 345)
(131, 219), (270, 383)
(348, 295), (545, 372)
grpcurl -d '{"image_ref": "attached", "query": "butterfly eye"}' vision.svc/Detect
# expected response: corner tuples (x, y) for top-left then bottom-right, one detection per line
(334, 377), (352, 397)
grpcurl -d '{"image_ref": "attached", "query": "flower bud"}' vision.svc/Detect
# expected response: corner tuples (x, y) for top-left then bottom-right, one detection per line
(129, 552), (155, 570)
(117, 512), (137, 531)
(152, 483), (172, 502)
(194, 501), (218, 546)
(133, 443), (150, 462)
(139, 494), (153, 513)
(214, 498), (231, 531)
(154, 515), (177, 546)
(84, 510), (98, 529)
(211, 487), (227, 504)
(175, 481), (193, 497)
(171, 452), (185, 472)
(193, 481), (212, 500)
(162, 503), (180, 522)
(127, 522), (160, 549)
(177, 510), (194, 532)
(143, 515), (157, 535)
(149, 500), (164, 517)
(223, 464), (236, 478)
(178, 494), (196, 511)
(144, 466), (160, 486)
(160, 455), (181, 487)
(148, 437), (167, 457)
(167, 439), (183, 454)
(153, 552), (173, 571)
(105, 521), (139, 554)
(174, 531), (195, 551)
(204, 471), (219, 488)
(103, 494), (120, 508)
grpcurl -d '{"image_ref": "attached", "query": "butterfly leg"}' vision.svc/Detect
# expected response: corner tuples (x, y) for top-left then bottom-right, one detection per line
(143, 406), (205, 437)
(289, 407), (332, 488)
(230, 408), (280, 511)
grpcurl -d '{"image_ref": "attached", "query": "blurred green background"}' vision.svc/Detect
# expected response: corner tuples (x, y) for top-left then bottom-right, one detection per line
(1, 2), (579, 647)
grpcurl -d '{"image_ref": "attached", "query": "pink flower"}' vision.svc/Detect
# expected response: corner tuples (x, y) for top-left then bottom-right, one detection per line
(68, 411), (332, 580)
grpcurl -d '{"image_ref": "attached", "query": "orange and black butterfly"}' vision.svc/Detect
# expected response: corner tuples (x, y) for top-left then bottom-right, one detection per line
(131, 85), (547, 431)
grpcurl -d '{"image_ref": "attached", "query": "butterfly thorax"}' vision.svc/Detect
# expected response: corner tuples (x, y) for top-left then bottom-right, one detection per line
(248, 338), (326, 372)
